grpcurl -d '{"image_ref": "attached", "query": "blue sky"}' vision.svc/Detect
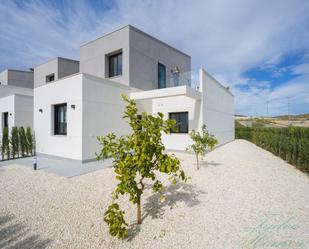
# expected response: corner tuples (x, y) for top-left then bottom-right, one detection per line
(1, 0), (309, 116)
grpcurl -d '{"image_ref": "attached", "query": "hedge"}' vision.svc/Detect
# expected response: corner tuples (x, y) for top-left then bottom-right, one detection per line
(1, 126), (35, 161)
(236, 127), (309, 174)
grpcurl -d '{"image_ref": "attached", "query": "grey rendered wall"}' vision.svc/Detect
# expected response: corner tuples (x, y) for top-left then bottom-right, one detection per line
(80, 25), (191, 91)
(80, 26), (130, 86)
(58, 58), (79, 79)
(8, 70), (33, 88)
(0, 70), (33, 88)
(34, 58), (58, 88)
(129, 26), (191, 90)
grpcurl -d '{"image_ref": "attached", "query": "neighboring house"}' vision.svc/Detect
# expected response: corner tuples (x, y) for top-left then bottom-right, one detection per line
(34, 57), (79, 88)
(33, 25), (234, 162)
(0, 69), (34, 135)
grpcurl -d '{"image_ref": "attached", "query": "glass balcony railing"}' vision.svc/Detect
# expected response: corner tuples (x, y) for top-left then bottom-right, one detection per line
(166, 71), (200, 90)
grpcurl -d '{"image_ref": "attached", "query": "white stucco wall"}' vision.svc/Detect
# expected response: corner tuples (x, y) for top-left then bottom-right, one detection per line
(0, 95), (14, 134)
(81, 74), (133, 161)
(200, 69), (234, 146)
(153, 96), (201, 151)
(0, 85), (33, 98)
(131, 86), (202, 151)
(34, 74), (84, 160)
(34, 73), (134, 161)
(0, 94), (33, 136)
(14, 95), (33, 128)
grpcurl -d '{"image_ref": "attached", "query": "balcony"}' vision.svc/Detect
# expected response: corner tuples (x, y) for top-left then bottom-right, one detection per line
(166, 71), (200, 90)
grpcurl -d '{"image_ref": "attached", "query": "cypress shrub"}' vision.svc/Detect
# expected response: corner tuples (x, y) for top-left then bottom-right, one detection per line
(19, 127), (27, 157)
(235, 127), (253, 141)
(11, 127), (19, 158)
(26, 127), (34, 156)
(2, 127), (10, 160)
(236, 126), (309, 174)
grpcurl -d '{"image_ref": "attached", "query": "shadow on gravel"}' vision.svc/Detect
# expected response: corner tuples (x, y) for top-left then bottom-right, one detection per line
(0, 214), (52, 249)
(126, 182), (205, 241)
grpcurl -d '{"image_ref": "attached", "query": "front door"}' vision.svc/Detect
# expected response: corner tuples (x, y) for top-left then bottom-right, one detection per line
(3, 112), (8, 128)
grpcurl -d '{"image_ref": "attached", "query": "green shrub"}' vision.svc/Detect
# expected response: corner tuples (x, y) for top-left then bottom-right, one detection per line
(235, 127), (253, 141)
(19, 127), (27, 157)
(187, 124), (218, 170)
(26, 127), (34, 156)
(236, 126), (309, 174)
(2, 127), (10, 160)
(11, 127), (19, 158)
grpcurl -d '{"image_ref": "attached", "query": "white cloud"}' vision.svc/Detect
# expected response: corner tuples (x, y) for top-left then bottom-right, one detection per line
(291, 63), (309, 75)
(0, 0), (309, 115)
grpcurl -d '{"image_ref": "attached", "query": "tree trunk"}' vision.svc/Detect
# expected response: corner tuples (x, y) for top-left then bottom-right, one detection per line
(137, 195), (142, 224)
(196, 153), (199, 170)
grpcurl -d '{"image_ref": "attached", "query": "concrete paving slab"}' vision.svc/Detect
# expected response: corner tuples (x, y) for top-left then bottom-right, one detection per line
(0, 156), (113, 177)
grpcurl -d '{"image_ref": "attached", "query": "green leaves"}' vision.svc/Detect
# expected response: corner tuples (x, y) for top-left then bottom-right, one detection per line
(2, 127), (10, 160)
(104, 203), (128, 239)
(11, 127), (19, 158)
(97, 94), (187, 238)
(187, 125), (218, 170)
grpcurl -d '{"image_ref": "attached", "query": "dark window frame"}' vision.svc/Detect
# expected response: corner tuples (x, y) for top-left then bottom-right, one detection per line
(108, 52), (123, 77)
(158, 63), (166, 89)
(46, 73), (55, 83)
(54, 103), (67, 135)
(169, 112), (189, 133)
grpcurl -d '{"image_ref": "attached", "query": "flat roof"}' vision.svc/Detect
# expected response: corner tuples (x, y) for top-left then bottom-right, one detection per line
(81, 25), (191, 58)
(34, 57), (79, 68)
(0, 69), (33, 74)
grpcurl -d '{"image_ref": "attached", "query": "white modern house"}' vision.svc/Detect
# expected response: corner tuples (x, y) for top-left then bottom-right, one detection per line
(0, 69), (34, 135)
(33, 25), (234, 162)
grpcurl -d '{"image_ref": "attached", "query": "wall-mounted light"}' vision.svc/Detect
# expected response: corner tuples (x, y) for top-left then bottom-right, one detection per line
(39, 109), (43, 113)
(71, 104), (76, 110)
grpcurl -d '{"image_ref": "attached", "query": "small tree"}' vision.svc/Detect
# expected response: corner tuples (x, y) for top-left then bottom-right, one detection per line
(2, 127), (10, 160)
(187, 125), (218, 170)
(26, 127), (33, 156)
(19, 127), (27, 157)
(97, 95), (187, 239)
(11, 127), (19, 158)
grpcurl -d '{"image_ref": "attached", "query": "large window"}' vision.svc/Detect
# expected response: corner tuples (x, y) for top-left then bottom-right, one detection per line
(54, 103), (67, 135)
(109, 52), (122, 77)
(158, 63), (166, 89)
(169, 112), (189, 133)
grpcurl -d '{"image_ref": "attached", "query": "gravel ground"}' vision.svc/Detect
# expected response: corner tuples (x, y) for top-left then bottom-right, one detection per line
(0, 139), (308, 249)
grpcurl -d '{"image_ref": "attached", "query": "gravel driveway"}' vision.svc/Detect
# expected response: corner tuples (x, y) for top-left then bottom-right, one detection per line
(0, 139), (308, 249)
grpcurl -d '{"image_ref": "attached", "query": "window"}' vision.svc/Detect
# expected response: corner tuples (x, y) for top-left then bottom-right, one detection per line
(46, 74), (55, 83)
(3, 112), (8, 128)
(109, 52), (122, 77)
(158, 63), (166, 89)
(54, 103), (67, 135)
(169, 112), (188, 133)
